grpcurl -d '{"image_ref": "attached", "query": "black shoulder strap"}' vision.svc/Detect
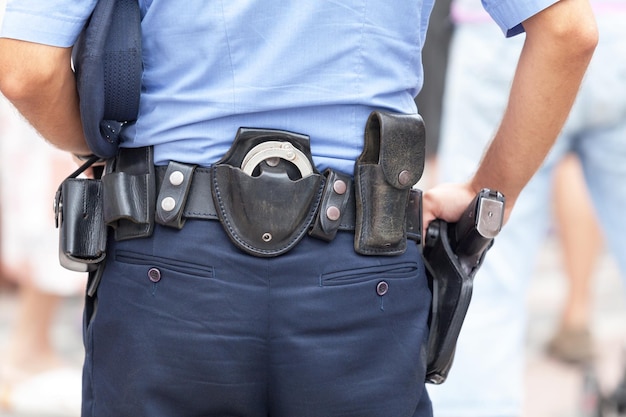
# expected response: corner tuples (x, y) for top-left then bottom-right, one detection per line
(73, 0), (142, 158)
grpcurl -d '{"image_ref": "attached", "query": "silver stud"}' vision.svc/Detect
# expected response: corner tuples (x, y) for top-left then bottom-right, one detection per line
(262, 233), (273, 242)
(161, 197), (176, 212)
(398, 170), (412, 186)
(326, 206), (341, 221)
(333, 180), (347, 195)
(169, 170), (184, 186)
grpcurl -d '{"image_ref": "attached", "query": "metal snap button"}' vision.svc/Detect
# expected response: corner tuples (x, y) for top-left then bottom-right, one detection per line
(326, 206), (341, 221)
(333, 179), (347, 195)
(161, 197), (176, 212)
(169, 170), (184, 186)
(376, 281), (389, 296)
(148, 268), (161, 283)
(398, 170), (412, 186)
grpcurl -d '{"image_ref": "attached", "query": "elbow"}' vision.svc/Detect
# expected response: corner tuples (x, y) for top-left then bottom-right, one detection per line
(558, 15), (598, 62)
(0, 62), (58, 104)
(577, 20), (599, 59)
(0, 39), (69, 103)
(524, 1), (599, 63)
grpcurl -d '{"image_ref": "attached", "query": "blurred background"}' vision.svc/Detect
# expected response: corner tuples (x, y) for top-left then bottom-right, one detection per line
(524, 232), (626, 416)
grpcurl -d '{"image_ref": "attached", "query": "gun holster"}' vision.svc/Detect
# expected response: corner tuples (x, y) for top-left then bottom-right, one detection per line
(422, 219), (491, 384)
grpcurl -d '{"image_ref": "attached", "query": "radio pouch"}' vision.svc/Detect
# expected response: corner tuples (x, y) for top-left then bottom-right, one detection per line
(354, 111), (425, 255)
(54, 157), (107, 272)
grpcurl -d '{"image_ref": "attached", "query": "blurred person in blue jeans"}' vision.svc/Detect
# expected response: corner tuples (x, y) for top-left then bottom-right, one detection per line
(0, 0), (596, 416)
(427, 0), (626, 415)
(547, 153), (604, 363)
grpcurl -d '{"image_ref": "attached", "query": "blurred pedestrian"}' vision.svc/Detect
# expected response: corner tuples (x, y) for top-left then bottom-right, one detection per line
(546, 153), (603, 364)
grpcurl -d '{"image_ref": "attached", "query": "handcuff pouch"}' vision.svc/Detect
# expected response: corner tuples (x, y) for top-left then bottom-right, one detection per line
(211, 128), (324, 257)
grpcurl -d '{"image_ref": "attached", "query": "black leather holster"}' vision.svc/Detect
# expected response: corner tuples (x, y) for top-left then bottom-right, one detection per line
(54, 157), (107, 273)
(354, 111), (426, 255)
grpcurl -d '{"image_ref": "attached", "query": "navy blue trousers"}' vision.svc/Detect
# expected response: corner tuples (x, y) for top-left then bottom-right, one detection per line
(82, 220), (432, 417)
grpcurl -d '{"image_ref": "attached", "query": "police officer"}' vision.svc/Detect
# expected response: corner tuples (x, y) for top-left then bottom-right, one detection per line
(0, 0), (596, 416)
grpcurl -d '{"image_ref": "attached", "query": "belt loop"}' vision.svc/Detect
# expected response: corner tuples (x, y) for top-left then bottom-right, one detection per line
(155, 161), (196, 229)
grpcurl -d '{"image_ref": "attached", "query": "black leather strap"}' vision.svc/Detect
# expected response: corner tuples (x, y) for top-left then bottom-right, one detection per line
(155, 164), (422, 243)
(155, 162), (196, 228)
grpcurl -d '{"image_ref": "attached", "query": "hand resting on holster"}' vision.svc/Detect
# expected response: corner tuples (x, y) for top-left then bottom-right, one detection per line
(422, 188), (505, 384)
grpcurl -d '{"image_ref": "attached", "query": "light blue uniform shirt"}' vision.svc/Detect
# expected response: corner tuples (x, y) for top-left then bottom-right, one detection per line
(1, 0), (556, 173)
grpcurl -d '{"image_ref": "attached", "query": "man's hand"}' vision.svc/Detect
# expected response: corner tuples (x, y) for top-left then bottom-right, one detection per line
(422, 182), (512, 234)
(422, 183), (476, 233)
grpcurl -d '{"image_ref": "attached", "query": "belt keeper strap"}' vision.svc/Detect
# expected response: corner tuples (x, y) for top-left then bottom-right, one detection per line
(309, 170), (353, 242)
(155, 161), (196, 229)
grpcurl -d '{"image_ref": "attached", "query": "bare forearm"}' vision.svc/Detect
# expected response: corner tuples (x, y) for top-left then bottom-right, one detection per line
(470, 0), (598, 210)
(422, 0), (597, 228)
(0, 39), (89, 155)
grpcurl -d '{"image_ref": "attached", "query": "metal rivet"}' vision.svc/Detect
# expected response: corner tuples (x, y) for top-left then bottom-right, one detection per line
(326, 206), (341, 221)
(161, 197), (176, 212)
(333, 180), (347, 195)
(398, 170), (412, 186)
(169, 170), (184, 186)
(280, 143), (296, 160)
(376, 281), (389, 296)
(262, 233), (273, 242)
(148, 268), (161, 283)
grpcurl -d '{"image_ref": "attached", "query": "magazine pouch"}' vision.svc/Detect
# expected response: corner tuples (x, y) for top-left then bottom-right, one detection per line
(102, 147), (156, 241)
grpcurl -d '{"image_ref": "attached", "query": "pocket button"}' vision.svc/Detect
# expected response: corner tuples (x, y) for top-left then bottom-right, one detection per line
(376, 281), (389, 296)
(148, 267), (162, 283)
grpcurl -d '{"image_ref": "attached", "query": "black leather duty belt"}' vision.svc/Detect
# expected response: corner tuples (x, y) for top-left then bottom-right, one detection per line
(153, 164), (423, 244)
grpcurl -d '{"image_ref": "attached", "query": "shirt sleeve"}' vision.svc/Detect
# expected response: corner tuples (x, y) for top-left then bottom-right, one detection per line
(482, 0), (560, 37)
(0, 0), (98, 47)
